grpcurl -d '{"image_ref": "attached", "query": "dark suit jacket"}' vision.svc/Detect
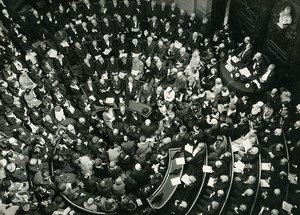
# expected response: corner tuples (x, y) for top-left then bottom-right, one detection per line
(125, 80), (139, 97)
(240, 48), (254, 65)
(142, 42), (156, 59)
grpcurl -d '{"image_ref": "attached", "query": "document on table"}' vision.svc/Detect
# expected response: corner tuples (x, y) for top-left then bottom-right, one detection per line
(261, 163), (271, 171)
(175, 157), (185, 165)
(260, 179), (270, 187)
(105, 97), (114, 104)
(231, 56), (240, 63)
(184, 144), (193, 154)
(202, 165), (213, 173)
(225, 64), (235, 72)
(282, 201), (293, 213)
(171, 177), (181, 186)
(207, 177), (215, 187)
(181, 174), (191, 185)
(234, 160), (245, 171)
(239, 67), (251, 78)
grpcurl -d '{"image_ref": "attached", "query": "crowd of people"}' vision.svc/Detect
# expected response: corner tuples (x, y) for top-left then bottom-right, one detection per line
(0, 0), (299, 215)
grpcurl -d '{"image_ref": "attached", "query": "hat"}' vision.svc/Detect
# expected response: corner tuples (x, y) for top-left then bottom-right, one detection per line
(6, 163), (16, 172)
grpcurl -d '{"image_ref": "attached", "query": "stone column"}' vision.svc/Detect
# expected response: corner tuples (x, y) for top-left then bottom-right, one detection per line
(195, 0), (213, 19)
(175, 0), (195, 14)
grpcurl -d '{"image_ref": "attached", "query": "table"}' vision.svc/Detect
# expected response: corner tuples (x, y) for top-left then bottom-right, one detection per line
(147, 148), (184, 209)
(93, 100), (152, 118)
(220, 62), (266, 95)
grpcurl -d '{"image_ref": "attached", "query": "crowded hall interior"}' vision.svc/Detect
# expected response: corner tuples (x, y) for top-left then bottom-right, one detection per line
(1, 0), (300, 214)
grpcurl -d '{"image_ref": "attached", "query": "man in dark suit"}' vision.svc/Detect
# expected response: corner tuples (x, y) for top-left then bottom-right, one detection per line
(124, 75), (138, 106)
(248, 52), (266, 75)
(186, 32), (201, 53)
(142, 36), (156, 60)
(154, 40), (167, 60)
(74, 42), (88, 61)
(161, 21), (174, 45)
(188, 13), (200, 33)
(101, 17), (114, 37)
(148, 16), (162, 39)
(174, 28), (187, 46)
(239, 43), (254, 65)
(140, 119), (157, 138)
(175, 47), (189, 68)
(259, 64), (276, 86)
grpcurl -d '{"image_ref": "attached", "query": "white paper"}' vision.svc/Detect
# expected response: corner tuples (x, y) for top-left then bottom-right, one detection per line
(75, 20), (82, 25)
(231, 56), (240, 63)
(202, 165), (213, 173)
(136, 198), (143, 206)
(119, 53), (128, 58)
(234, 168), (243, 173)
(174, 41), (182, 49)
(61, 41), (69, 47)
(207, 177), (215, 187)
(171, 177), (181, 186)
(175, 157), (185, 165)
(48, 49), (58, 58)
(253, 79), (261, 89)
(231, 144), (240, 152)
(261, 163), (271, 171)
(243, 140), (253, 152)
(234, 160), (245, 171)
(260, 179), (270, 187)
(181, 174), (191, 185)
(105, 97), (114, 104)
(118, 72), (127, 79)
(185, 144), (193, 154)
(131, 70), (140, 76)
(225, 63), (235, 72)
(95, 55), (102, 60)
(132, 53), (141, 58)
(239, 67), (251, 78)
(103, 49), (111, 55)
(288, 173), (298, 184)
(282, 201), (293, 213)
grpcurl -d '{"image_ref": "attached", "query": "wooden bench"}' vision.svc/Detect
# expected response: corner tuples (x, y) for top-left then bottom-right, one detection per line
(147, 148), (184, 209)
